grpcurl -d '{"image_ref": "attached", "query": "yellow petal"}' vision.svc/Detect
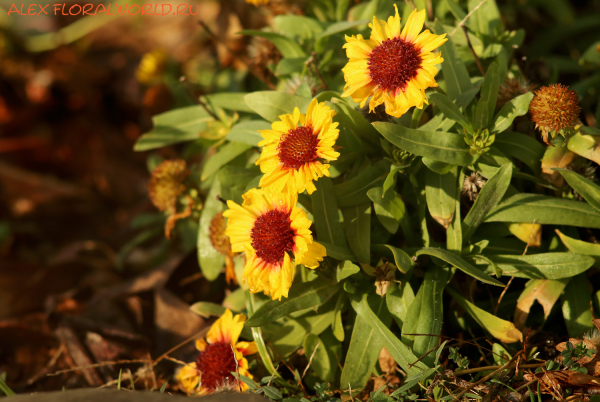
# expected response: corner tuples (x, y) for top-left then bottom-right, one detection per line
(400, 9), (426, 42)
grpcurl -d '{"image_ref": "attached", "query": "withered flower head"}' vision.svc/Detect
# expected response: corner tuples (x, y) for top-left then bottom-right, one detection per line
(248, 36), (281, 79)
(283, 74), (320, 97)
(529, 84), (581, 145)
(148, 159), (189, 215)
(497, 77), (537, 109)
(136, 49), (168, 85)
(462, 172), (486, 201)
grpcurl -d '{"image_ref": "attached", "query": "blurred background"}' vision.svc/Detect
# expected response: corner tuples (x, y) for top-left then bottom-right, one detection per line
(0, 0), (599, 395)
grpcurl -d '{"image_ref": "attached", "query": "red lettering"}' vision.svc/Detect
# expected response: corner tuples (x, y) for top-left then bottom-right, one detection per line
(188, 4), (198, 15)
(38, 4), (49, 15)
(176, 3), (187, 15)
(141, 3), (153, 15)
(82, 4), (93, 15)
(62, 3), (67, 15)
(160, 4), (171, 15)
(27, 4), (36, 15)
(114, 4), (127, 15)
(7, 3), (20, 15)
(128, 4), (140, 15)
(95, 4), (106, 14)
(69, 4), (81, 14)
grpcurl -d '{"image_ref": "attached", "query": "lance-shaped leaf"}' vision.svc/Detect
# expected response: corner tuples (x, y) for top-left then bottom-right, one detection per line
(447, 169), (464, 255)
(556, 229), (600, 261)
(473, 62), (500, 131)
(245, 277), (342, 327)
(312, 177), (346, 246)
(341, 292), (391, 392)
(401, 267), (448, 367)
(226, 120), (270, 146)
(494, 131), (545, 176)
(367, 187), (406, 234)
(514, 279), (569, 330)
(425, 167), (458, 229)
(201, 142), (253, 181)
(562, 273), (594, 337)
(429, 93), (473, 132)
(350, 292), (429, 378)
(555, 168), (600, 213)
(239, 30), (306, 58)
(342, 204), (371, 264)
(434, 21), (473, 100)
(416, 248), (504, 286)
(490, 92), (534, 135)
(462, 163), (513, 240)
(335, 164), (387, 207)
(204, 93), (255, 113)
(373, 122), (477, 166)
(479, 253), (594, 280)
(244, 91), (311, 122)
(447, 287), (522, 343)
(485, 194), (600, 229)
(386, 281), (415, 328)
(567, 133), (600, 165)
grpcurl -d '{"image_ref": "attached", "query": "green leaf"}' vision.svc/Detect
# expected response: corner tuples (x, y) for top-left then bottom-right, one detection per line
(429, 93), (473, 132)
(416, 248), (504, 286)
(425, 167), (458, 229)
(337, 261), (361, 281)
(197, 179), (224, 281)
(245, 277), (342, 327)
(555, 168), (600, 213)
(239, 30), (306, 58)
(275, 57), (308, 76)
(562, 273), (594, 338)
(556, 229), (600, 261)
(447, 169), (464, 255)
(435, 21), (473, 100)
(485, 194), (600, 229)
(367, 187), (406, 234)
(318, 19), (368, 38)
(480, 253), (594, 280)
(373, 122), (477, 166)
(201, 142), (252, 181)
(372, 244), (413, 274)
(473, 62), (500, 131)
(422, 158), (455, 175)
(204, 93), (254, 113)
(567, 133), (600, 165)
(514, 279), (569, 330)
(386, 281), (415, 328)
(273, 15), (324, 40)
(462, 163), (513, 240)
(226, 120), (270, 146)
(341, 292), (392, 392)
(312, 177), (346, 246)
(321, 242), (356, 261)
(245, 292), (279, 375)
(332, 294), (346, 341)
(350, 292), (429, 377)
(335, 164), (387, 208)
(342, 204), (371, 264)
(468, 0), (502, 37)
(494, 132), (545, 175)
(244, 91), (311, 122)
(490, 92), (534, 135)
(447, 287), (523, 343)
(189, 301), (226, 318)
(402, 267), (448, 366)
(134, 106), (211, 151)
(303, 333), (335, 382)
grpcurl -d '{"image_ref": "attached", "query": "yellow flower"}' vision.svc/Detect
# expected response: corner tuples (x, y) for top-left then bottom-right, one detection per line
(342, 6), (447, 118)
(246, 0), (269, 5)
(176, 309), (258, 395)
(136, 49), (167, 84)
(223, 188), (326, 300)
(255, 99), (340, 195)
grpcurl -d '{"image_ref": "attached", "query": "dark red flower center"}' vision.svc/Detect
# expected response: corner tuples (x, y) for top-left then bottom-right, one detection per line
(368, 37), (422, 93)
(251, 209), (295, 266)
(196, 341), (237, 391)
(278, 125), (319, 170)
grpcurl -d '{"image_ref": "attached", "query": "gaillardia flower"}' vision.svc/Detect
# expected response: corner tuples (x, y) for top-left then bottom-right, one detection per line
(529, 84), (580, 145)
(246, 0), (269, 5)
(177, 309), (257, 395)
(342, 6), (447, 118)
(255, 99), (339, 195)
(223, 188), (326, 300)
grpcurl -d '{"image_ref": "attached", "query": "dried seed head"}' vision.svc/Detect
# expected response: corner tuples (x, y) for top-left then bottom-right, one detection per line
(497, 77), (537, 109)
(529, 84), (581, 145)
(360, 103), (391, 123)
(462, 173), (486, 201)
(148, 159), (189, 214)
(248, 36), (281, 78)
